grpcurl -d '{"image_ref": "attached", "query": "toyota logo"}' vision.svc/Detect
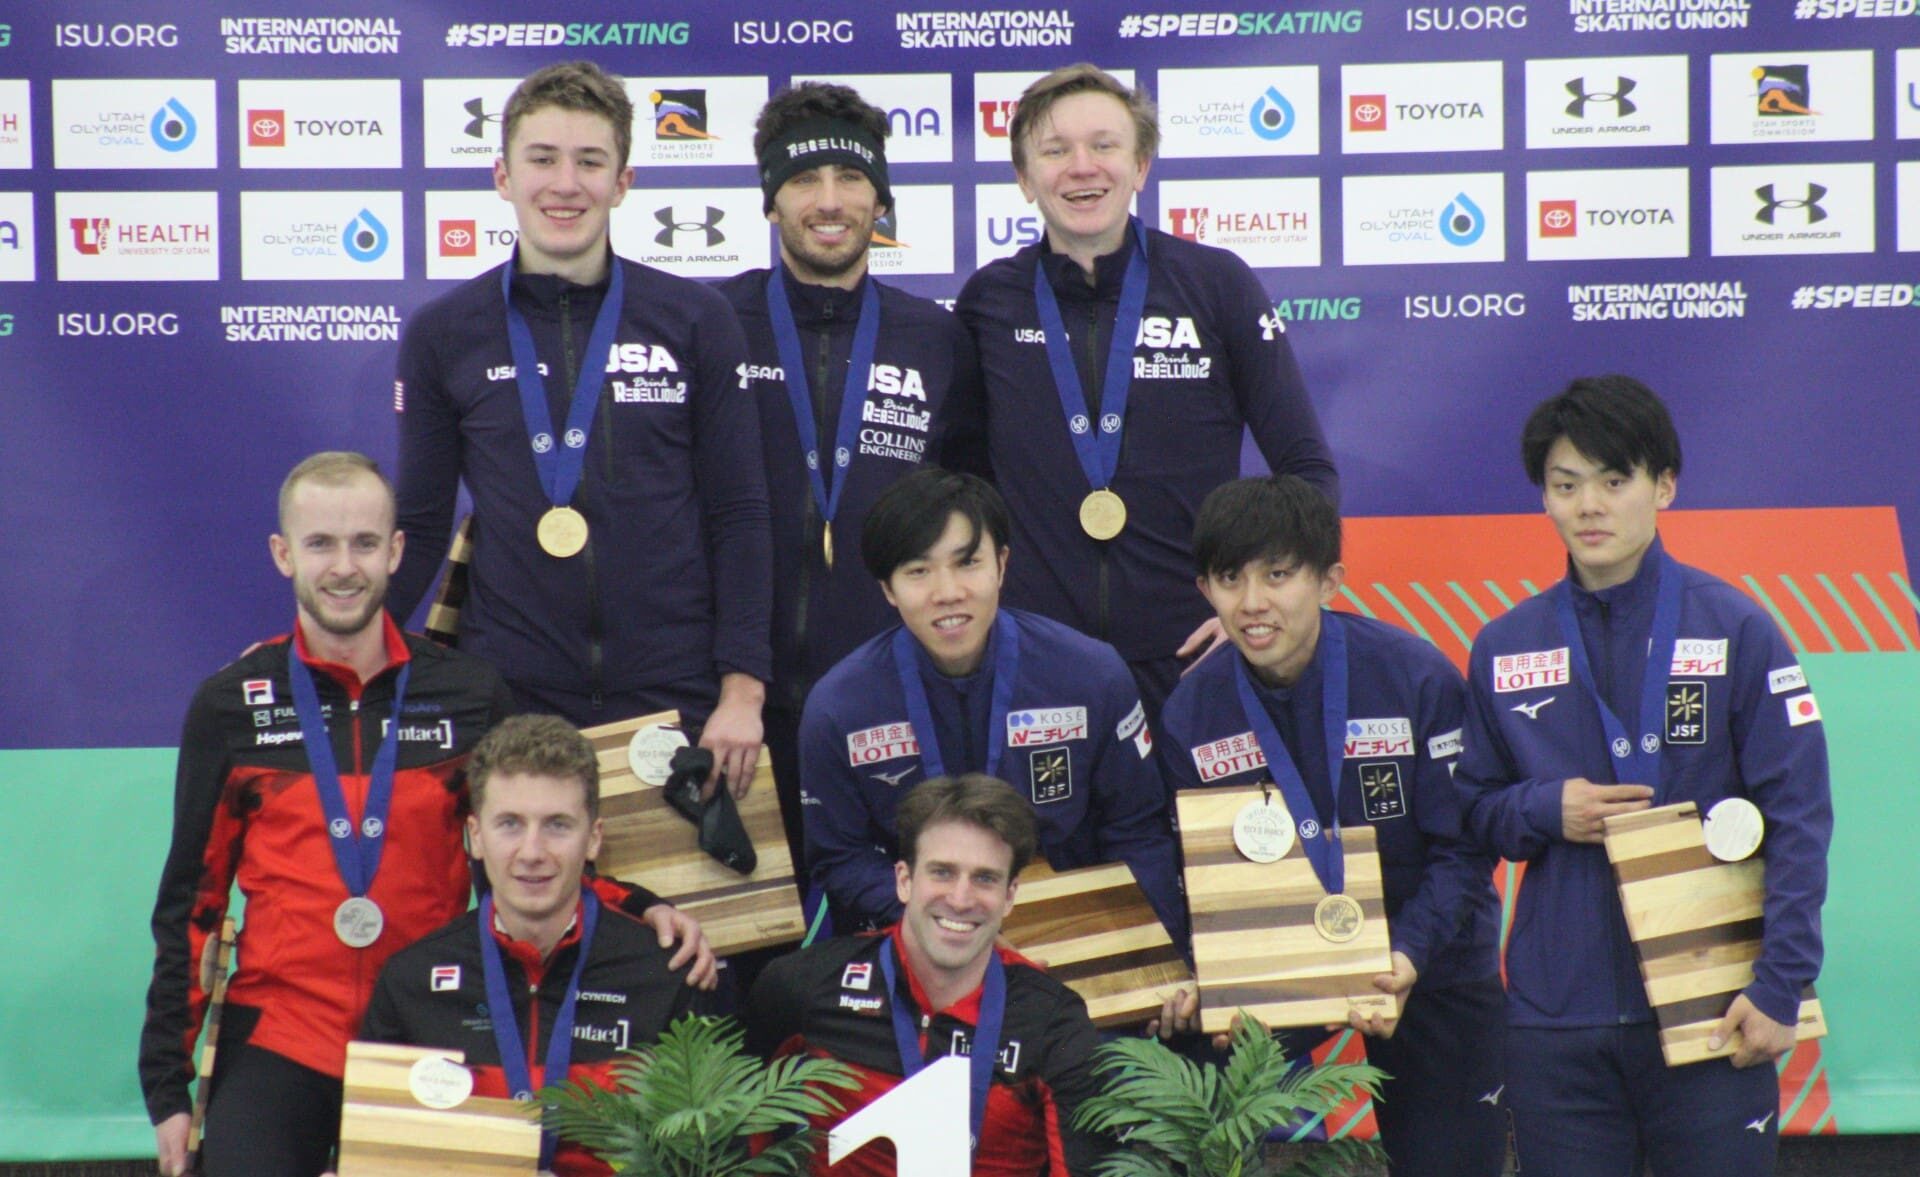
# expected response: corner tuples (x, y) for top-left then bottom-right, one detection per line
(1352, 101), (1383, 124)
(1542, 208), (1573, 231)
(443, 226), (472, 249)
(252, 116), (281, 139)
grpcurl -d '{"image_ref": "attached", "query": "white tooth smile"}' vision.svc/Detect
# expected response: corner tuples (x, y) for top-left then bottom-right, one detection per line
(933, 617), (966, 631)
(935, 917), (975, 933)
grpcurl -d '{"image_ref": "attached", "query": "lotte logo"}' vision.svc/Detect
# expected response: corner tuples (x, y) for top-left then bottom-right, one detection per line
(248, 109), (286, 148)
(1539, 200), (1577, 238)
(1349, 94), (1387, 132)
(439, 219), (477, 257)
(70, 217), (111, 255)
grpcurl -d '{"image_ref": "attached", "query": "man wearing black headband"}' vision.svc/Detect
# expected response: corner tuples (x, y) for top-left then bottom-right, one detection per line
(718, 82), (979, 869)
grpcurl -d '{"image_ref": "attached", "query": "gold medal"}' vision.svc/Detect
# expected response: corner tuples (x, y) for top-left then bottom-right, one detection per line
(536, 505), (589, 558)
(1312, 893), (1364, 944)
(823, 521), (834, 570)
(1079, 488), (1127, 541)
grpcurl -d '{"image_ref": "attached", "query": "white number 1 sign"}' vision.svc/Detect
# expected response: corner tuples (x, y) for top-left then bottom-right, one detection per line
(827, 1054), (970, 1175)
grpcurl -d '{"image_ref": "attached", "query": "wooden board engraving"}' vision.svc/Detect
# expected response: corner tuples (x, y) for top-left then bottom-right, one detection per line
(337, 1042), (538, 1177)
(1000, 860), (1193, 1028)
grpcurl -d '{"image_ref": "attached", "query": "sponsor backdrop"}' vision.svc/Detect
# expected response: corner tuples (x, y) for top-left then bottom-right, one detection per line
(1, 0), (1915, 1159)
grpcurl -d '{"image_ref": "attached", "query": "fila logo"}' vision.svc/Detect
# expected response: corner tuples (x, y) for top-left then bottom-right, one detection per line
(431, 965), (461, 991)
(841, 961), (873, 991)
(243, 679), (275, 705)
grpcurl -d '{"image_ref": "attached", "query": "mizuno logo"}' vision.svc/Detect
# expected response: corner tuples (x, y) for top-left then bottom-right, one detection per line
(1747, 1111), (1774, 1133)
(1478, 1085), (1504, 1106)
(871, 767), (914, 786)
(1511, 697), (1556, 720)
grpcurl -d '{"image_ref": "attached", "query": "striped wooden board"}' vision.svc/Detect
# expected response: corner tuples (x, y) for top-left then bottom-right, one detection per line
(1177, 787), (1398, 1033)
(186, 916), (236, 1165)
(336, 1042), (538, 1177)
(999, 859), (1194, 1029)
(584, 710), (807, 955)
(1603, 802), (1827, 1067)
(423, 515), (473, 645)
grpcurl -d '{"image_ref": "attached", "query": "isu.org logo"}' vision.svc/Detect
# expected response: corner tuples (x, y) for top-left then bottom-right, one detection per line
(1565, 76), (1636, 119)
(1754, 183), (1826, 225)
(654, 206), (725, 247)
(1754, 66), (1813, 117)
(343, 209), (390, 262)
(1249, 86), (1295, 140)
(151, 97), (197, 152)
(1439, 192), (1486, 246)
(463, 97), (502, 140)
(651, 89), (715, 140)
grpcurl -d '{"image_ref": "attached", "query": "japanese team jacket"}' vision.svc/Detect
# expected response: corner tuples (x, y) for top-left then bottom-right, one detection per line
(716, 267), (981, 713)
(798, 608), (1183, 940)
(361, 899), (707, 1177)
(1159, 613), (1500, 989)
(744, 929), (1113, 1176)
(391, 256), (772, 704)
(1456, 539), (1832, 1029)
(953, 231), (1338, 662)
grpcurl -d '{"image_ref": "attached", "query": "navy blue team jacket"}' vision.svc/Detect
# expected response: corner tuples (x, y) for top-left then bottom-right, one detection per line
(1159, 612), (1499, 989)
(953, 230), (1338, 662)
(716, 267), (979, 714)
(799, 607), (1183, 939)
(1457, 538), (1831, 1029)
(391, 258), (771, 703)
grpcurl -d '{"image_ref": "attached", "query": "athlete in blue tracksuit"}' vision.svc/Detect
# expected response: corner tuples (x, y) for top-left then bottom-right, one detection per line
(1157, 475), (1505, 1177)
(799, 468), (1183, 942)
(720, 80), (979, 869)
(953, 66), (1336, 724)
(1458, 377), (1831, 1177)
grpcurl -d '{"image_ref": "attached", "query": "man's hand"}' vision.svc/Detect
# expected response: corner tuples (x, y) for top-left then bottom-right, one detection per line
(1709, 994), (1797, 1069)
(1561, 777), (1654, 843)
(1176, 617), (1230, 673)
(1147, 986), (1200, 1040)
(641, 904), (718, 990)
(1348, 951), (1417, 1038)
(155, 1112), (191, 1177)
(700, 674), (764, 800)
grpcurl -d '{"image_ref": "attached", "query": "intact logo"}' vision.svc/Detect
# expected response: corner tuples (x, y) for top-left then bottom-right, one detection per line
(1493, 648), (1570, 692)
(1665, 681), (1707, 745)
(1345, 717), (1414, 758)
(440, 219), (477, 257)
(950, 1029), (1022, 1077)
(1191, 731), (1267, 781)
(1349, 94), (1387, 131)
(1007, 706), (1088, 747)
(381, 717), (454, 750)
(1670, 638), (1728, 676)
(243, 679), (275, 705)
(1769, 665), (1807, 695)
(1540, 199), (1577, 237)
(248, 109), (286, 147)
(655, 205), (725, 247)
(1359, 763), (1406, 822)
(841, 961), (873, 991)
(979, 99), (1017, 139)
(1030, 748), (1072, 804)
(652, 89), (715, 140)
(431, 965), (461, 992)
(847, 721), (920, 765)
(1754, 66), (1814, 117)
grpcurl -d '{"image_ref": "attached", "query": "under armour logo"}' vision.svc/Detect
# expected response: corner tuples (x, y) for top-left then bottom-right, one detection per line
(462, 97), (501, 140)
(1511, 696), (1556, 720)
(654, 205), (726, 248)
(1746, 1110), (1774, 1134)
(1258, 311), (1283, 340)
(1754, 183), (1826, 226)
(1478, 1085), (1504, 1106)
(1565, 76), (1636, 118)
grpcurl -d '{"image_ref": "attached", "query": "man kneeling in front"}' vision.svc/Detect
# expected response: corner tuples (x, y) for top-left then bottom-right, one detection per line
(746, 774), (1113, 1175)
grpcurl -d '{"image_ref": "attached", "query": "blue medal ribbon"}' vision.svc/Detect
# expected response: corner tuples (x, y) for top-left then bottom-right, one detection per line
(891, 612), (1020, 780)
(286, 653), (411, 898)
(764, 266), (882, 535)
(1031, 217), (1150, 494)
(477, 890), (600, 1170)
(500, 254), (627, 511)
(877, 935), (1005, 1154)
(1230, 610), (1350, 894)
(1552, 549), (1684, 802)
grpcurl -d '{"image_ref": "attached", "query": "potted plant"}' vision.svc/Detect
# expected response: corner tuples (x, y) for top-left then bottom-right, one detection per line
(1072, 1013), (1387, 1177)
(540, 1013), (860, 1176)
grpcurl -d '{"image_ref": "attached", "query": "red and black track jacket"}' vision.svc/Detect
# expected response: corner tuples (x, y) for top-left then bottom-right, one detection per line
(744, 929), (1115, 1176)
(360, 898), (708, 1177)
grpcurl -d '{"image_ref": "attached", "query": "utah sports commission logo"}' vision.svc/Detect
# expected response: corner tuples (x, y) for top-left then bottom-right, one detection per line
(652, 89), (715, 139)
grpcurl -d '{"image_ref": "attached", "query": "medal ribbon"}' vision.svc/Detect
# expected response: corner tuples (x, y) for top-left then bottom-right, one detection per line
(878, 935), (1005, 1154)
(1552, 549), (1684, 802)
(764, 266), (882, 533)
(1231, 610), (1349, 895)
(500, 254), (627, 510)
(478, 890), (600, 1170)
(1031, 217), (1150, 494)
(286, 654), (412, 898)
(892, 611), (1020, 780)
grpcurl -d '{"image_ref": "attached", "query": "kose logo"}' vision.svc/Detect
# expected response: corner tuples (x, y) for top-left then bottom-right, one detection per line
(979, 99), (1016, 139)
(71, 217), (111, 255)
(439, 219), (476, 257)
(1539, 200), (1577, 237)
(654, 206), (724, 248)
(1754, 66), (1812, 117)
(1250, 87), (1294, 140)
(1440, 192), (1486, 246)
(1566, 77), (1636, 118)
(1349, 95), (1386, 131)
(152, 98), (197, 152)
(249, 109), (286, 147)
(342, 209), (389, 262)
(1755, 183), (1826, 225)
(651, 89), (714, 140)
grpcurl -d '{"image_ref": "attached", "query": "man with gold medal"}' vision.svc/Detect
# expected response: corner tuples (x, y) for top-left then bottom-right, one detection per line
(954, 65), (1338, 727)
(1155, 476), (1506, 1177)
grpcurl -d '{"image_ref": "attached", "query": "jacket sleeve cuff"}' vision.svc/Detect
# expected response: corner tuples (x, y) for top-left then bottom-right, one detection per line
(1525, 778), (1566, 840)
(1745, 979), (1803, 1030)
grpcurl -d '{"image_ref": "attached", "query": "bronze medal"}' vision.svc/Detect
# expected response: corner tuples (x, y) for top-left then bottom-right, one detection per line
(1079, 489), (1127, 541)
(536, 505), (589, 558)
(1312, 893), (1364, 944)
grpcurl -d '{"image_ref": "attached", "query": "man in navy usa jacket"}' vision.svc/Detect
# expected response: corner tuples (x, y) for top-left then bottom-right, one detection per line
(1457, 376), (1831, 1176)
(800, 467), (1183, 943)
(1157, 475), (1505, 1177)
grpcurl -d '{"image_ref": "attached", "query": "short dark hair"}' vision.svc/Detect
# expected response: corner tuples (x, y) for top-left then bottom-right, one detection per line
(1193, 475), (1342, 580)
(895, 774), (1037, 878)
(861, 467), (1011, 582)
(278, 451), (393, 534)
(1521, 375), (1683, 486)
(468, 714), (601, 821)
(753, 81), (889, 157)
(1010, 63), (1159, 173)
(502, 61), (634, 171)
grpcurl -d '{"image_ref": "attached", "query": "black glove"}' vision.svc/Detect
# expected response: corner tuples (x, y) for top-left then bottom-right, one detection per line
(662, 746), (758, 875)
